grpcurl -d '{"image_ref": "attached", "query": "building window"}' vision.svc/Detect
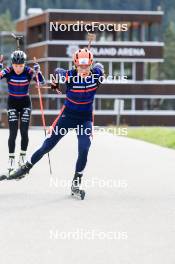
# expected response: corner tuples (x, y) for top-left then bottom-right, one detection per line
(124, 99), (132, 110)
(144, 62), (159, 80)
(112, 62), (135, 80)
(97, 31), (113, 42)
(136, 99), (175, 110)
(115, 31), (122, 41)
(144, 23), (157, 41)
(28, 24), (46, 44)
(150, 23), (161, 41)
(113, 62), (121, 77)
(131, 22), (141, 41)
(95, 99), (115, 110)
(122, 29), (129, 41)
(124, 62), (133, 80)
(51, 25), (86, 40)
(95, 61), (109, 75)
(57, 61), (69, 69)
(101, 99), (115, 110)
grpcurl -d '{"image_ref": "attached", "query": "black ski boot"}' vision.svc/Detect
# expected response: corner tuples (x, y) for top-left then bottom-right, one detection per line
(7, 161), (33, 180)
(71, 172), (85, 200)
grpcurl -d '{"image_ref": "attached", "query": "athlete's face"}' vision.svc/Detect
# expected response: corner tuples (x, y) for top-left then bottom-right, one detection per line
(12, 64), (25, 75)
(77, 65), (91, 78)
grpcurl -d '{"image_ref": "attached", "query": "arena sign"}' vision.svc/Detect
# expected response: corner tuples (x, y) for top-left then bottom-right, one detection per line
(91, 47), (145, 56)
(65, 45), (162, 58)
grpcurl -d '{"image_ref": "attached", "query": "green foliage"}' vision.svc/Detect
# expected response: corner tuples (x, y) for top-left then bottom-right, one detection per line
(127, 127), (175, 149)
(0, 10), (15, 31)
(108, 126), (175, 149)
(160, 22), (175, 79)
(0, 0), (156, 19)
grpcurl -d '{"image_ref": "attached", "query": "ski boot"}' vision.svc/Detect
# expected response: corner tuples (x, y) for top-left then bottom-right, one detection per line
(71, 172), (85, 200)
(7, 161), (33, 180)
(18, 151), (26, 167)
(8, 154), (15, 175)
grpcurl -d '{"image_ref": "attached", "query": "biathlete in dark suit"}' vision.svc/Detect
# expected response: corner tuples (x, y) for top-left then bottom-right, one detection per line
(0, 51), (45, 173)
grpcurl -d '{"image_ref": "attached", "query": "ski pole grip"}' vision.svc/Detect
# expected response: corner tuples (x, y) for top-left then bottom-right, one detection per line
(33, 57), (37, 63)
(0, 55), (4, 63)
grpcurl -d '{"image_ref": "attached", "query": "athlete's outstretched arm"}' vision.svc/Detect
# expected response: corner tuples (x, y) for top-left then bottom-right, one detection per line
(93, 62), (104, 76)
(0, 67), (12, 80)
(50, 68), (67, 91)
(28, 64), (46, 85)
(0, 54), (11, 80)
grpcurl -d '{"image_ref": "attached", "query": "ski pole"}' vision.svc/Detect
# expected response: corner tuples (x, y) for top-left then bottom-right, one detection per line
(87, 32), (96, 50)
(33, 57), (52, 175)
(87, 32), (96, 136)
(0, 55), (4, 63)
(11, 33), (24, 50)
(41, 86), (62, 95)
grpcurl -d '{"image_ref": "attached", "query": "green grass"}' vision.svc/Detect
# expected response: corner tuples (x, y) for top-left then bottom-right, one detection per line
(110, 127), (175, 149)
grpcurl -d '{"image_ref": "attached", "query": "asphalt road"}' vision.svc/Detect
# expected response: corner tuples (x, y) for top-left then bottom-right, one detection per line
(0, 129), (175, 264)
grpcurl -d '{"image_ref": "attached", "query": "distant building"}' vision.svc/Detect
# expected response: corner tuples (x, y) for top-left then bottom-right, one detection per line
(1, 9), (175, 126)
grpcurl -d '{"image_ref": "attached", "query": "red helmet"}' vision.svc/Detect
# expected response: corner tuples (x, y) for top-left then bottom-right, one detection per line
(73, 48), (93, 66)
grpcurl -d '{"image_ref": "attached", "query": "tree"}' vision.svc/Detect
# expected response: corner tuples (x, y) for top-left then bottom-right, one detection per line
(160, 22), (175, 79)
(0, 10), (15, 31)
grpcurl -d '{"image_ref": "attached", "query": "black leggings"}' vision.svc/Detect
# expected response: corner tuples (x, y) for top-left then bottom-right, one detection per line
(7, 96), (31, 153)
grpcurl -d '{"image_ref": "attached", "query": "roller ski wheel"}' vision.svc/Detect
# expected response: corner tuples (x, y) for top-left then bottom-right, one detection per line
(0, 174), (8, 181)
(71, 189), (86, 200)
(0, 168), (15, 181)
(7, 162), (33, 181)
(71, 172), (85, 200)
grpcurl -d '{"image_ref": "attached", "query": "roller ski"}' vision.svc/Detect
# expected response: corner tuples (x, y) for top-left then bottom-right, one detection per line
(7, 161), (33, 180)
(0, 174), (8, 181)
(0, 155), (16, 181)
(71, 173), (85, 200)
(0, 153), (28, 181)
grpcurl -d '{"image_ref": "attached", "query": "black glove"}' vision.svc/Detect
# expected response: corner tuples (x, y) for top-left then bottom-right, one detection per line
(51, 81), (59, 90)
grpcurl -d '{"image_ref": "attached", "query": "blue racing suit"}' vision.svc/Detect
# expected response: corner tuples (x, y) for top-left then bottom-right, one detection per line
(30, 64), (103, 174)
